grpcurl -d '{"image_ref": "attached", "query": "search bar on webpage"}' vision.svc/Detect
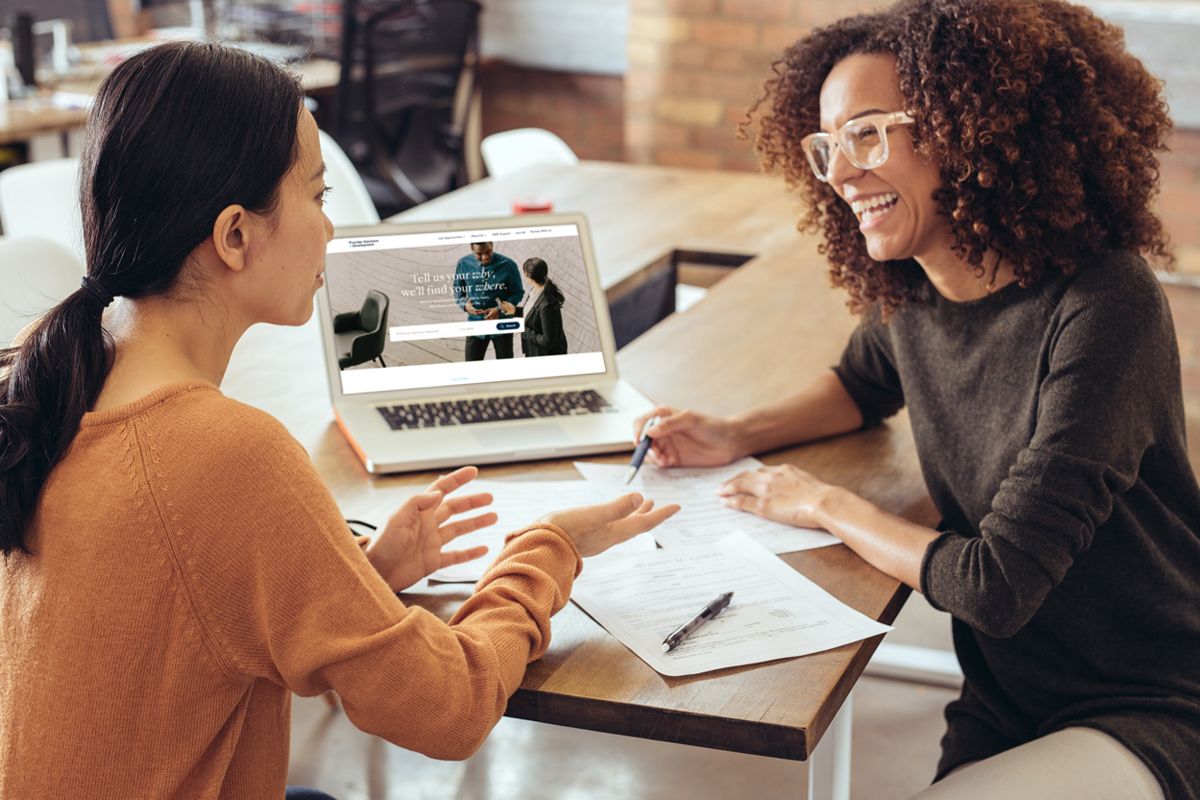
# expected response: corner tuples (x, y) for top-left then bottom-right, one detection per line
(389, 318), (526, 342)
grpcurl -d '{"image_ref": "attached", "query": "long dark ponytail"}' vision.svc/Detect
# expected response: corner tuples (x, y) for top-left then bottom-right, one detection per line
(522, 257), (565, 306)
(0, 42), (303, 555)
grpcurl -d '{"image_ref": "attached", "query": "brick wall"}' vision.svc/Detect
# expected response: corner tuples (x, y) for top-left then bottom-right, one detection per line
(625, 0), (889, 171)
(479, 62), (625, 163)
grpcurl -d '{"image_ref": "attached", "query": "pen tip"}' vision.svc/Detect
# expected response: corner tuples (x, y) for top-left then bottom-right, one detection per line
(660, 643), (671, 653)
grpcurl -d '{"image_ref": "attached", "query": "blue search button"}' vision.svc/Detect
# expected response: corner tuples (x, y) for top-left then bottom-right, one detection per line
(497, 321), (520, 330)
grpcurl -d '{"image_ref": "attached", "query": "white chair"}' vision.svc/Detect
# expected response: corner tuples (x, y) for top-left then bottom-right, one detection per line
(0, 158), (86, 264)
(0, 236), (87, 346)
(480, 128), (579, 179)
(318, 130), (380, 227)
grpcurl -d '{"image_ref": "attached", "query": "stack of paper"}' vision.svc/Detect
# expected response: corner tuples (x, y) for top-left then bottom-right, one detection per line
(574, 457), (837, 554)
(348, 473), (884, 677)
(570, 531), (891, 677)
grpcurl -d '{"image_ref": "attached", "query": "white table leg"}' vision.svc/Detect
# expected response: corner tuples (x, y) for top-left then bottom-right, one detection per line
(807, 691), (853, 800)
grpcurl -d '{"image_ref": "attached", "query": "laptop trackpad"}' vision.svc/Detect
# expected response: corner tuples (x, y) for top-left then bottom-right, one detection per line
(471, 423), (569, 450)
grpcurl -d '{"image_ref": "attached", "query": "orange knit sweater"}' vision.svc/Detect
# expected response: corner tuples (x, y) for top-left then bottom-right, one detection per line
(0, 382), (582, 799)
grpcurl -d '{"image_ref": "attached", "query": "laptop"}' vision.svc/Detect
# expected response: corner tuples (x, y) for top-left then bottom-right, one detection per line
(315, 213), (656, 473)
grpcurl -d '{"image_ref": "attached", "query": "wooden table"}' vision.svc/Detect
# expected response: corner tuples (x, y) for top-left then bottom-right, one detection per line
(0, 40), (339, 146)
(221, 162), (936, 798)
(0, 99), (90, 147)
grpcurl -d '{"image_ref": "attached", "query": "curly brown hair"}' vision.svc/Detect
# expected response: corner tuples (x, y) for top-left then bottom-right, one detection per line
(744, 0), (1174, 315)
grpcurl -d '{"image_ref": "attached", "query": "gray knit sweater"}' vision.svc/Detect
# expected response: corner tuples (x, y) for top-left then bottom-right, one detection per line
(834, 252), (1200, 799)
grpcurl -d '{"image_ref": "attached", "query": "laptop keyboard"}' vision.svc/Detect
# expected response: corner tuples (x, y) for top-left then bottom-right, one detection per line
(377, 390), (615, 430)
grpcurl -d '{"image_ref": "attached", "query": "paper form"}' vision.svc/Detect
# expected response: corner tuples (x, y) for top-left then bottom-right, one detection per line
(387, 479), (656, 583)
(570, 531), (892, 677)
(573, 458), (837, 554)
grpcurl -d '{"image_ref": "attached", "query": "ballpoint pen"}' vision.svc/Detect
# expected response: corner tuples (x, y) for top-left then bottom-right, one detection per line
(624, 415), (660, 484)
(661, 591), (734, 653)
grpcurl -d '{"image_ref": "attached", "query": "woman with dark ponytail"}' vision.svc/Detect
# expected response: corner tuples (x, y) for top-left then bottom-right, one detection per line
(518, 256), (568, 357)
(0, 41), (304, 559)
(0, 43), (675, 799)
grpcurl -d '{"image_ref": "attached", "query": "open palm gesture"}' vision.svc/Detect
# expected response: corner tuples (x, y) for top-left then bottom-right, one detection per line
(362, 466), (496, 592)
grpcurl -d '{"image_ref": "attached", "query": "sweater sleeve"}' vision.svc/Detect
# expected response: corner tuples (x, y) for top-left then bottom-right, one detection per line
(832, 315), (905, 427)
(145, 406), (581, 760)
(920, 270), (1172, 638)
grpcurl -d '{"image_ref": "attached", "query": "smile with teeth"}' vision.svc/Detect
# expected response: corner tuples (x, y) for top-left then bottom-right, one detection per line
(850, 192), (899, 224)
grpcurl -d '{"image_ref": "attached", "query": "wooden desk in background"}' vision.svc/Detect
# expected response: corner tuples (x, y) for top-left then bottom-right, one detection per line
(0, 41), (339, 147)
(219, 162), (937, 799)
(0, 99), (90, 147)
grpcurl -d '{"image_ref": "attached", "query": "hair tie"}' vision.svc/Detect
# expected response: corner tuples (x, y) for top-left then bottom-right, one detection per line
(80, 276), (115, 308)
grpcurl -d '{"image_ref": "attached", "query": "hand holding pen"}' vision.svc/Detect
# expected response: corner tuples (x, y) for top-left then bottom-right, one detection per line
(625, 415), (660, 484)
(662, 591), (734, 652)
(630, 407), (743, 470)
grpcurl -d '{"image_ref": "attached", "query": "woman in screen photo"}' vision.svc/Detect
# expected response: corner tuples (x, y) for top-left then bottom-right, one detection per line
(517, 256), (568, 357)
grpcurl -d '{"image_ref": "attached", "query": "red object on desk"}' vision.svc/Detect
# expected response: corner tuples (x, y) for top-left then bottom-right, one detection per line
(512, 199), (554, 214)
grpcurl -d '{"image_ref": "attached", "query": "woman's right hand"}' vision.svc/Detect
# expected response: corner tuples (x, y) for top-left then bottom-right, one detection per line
(632, 407), (742, 468)
(539, 493), (680, 557)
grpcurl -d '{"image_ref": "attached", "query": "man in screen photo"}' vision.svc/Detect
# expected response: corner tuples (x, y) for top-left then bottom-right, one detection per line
(453, 241), (525, 361)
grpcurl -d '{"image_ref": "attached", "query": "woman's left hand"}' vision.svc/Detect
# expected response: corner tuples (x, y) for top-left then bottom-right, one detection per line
(362, 466), (497, 592)
(717, 464), (835, 528)
(497, 300), (516, 316)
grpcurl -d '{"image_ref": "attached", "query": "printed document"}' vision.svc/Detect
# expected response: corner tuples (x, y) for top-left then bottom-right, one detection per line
(574, 458), (836, 554)
(570, 531), (892, 677)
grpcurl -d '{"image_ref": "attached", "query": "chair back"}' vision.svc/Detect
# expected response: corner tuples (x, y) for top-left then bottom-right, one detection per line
(0, 236), (86, 346)
(351, 289), (389, 364)
(333, 0), (481, 214)
(361, 289), (387, 332)
(0, 158), (85, 264)
(318, 130), (381, 226)
(481, 128), (579, 179)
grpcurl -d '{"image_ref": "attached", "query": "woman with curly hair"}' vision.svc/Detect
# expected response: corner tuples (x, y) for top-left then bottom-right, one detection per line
(635, 0), (1199, 797)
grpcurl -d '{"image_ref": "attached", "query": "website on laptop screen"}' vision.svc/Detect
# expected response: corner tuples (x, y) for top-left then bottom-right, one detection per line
(323, 223), (607, 395)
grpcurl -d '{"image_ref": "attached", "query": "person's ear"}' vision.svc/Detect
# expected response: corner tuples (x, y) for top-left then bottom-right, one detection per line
(212, 204), (252, 273)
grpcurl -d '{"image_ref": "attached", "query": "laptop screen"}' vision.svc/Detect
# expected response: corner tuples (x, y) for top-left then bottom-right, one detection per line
(323, 222), (608, 395)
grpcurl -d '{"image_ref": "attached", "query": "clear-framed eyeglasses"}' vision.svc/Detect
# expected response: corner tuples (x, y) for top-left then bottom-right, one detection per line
(800, 111), (915, 183)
